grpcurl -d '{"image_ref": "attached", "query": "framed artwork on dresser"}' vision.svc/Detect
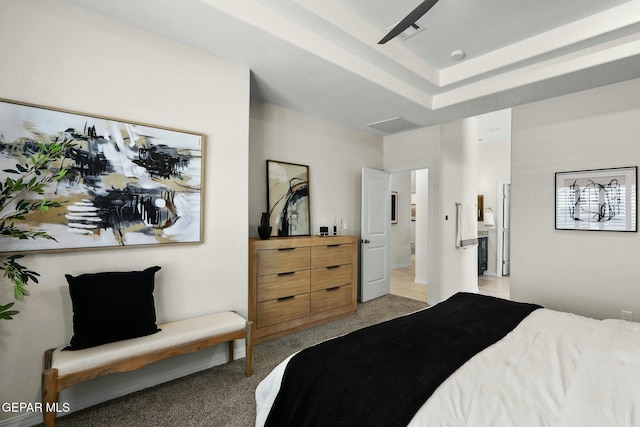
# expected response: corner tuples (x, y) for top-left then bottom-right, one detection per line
(267, 160), (310, 236)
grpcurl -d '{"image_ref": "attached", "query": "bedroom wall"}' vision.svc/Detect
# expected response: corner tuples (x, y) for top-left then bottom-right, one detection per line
(511, 77), (640, 320)
(0, 1), (250, 425)
(248, 99), (383, 239)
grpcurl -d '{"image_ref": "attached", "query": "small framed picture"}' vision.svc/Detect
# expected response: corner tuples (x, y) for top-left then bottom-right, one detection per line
(391, 191), (398, 224)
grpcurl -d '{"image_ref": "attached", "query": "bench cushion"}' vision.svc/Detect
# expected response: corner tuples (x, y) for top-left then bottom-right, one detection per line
(52, 311), (246, 376)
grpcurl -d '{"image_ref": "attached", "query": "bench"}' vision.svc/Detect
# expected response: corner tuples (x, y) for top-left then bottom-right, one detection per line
(42, 311), (253, 427)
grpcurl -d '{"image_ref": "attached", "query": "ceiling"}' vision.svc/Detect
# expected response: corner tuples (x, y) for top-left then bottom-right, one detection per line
(65, 0), (640, 136)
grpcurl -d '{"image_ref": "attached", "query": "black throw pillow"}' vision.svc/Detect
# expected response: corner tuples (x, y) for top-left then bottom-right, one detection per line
(64, 266), (162, 350)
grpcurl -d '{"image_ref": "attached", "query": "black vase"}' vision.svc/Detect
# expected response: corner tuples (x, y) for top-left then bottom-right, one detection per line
(258, 213), (272, 239)
(260, 212), (270, 227)
(257, 225), (272, 240)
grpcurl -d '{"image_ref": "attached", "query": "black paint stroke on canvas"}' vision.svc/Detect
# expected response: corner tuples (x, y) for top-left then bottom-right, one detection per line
(270, 177), (308, 237)
(569, 178), (622, 223)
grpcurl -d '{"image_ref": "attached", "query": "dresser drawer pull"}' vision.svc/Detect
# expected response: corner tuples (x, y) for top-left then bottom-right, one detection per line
(326, 244), (341, 247)
(277, 295), (295, 301)
(277, 247), (296, 251)
(326, 265), (341, 270)
(278, 271), (296, 276)
(326, 286), (341, 291)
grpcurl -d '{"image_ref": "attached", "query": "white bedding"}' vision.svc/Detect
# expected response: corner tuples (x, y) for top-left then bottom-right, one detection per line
(256, 308), (640, 427)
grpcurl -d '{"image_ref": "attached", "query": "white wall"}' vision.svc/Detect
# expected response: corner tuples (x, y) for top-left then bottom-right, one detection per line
(385, 119), (480, 304)
(0, 1), (250, 424)
(385, 126), (441, 302)
(414, 169), (429, 284)
(478, 137), (511, 276)
(438, 118), (479, 301)
(248, 100), (383, 238)
(511, 77), (640, 320)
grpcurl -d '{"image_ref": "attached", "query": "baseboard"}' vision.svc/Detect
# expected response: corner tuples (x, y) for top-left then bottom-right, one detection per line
(0, 412), (32, 427)
(0, 347), (246, 427)
(390, 261), (412, 270)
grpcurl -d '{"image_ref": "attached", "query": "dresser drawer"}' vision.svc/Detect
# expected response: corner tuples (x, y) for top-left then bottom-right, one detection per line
(257, 294), (311, 328)
(257, 247), (310, 276)
(257, 270), (310, 302)
(310, 264), (352, 291)
(311, 244), (352, 269)
(311, 285), (352, 314)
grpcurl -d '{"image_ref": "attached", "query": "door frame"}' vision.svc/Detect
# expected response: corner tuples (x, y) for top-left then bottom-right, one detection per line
(496, 180), (511, 276)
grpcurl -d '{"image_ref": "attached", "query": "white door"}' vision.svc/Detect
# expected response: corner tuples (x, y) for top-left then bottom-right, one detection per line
(361, 167), (391, 302)
(502, 183), (511, 276)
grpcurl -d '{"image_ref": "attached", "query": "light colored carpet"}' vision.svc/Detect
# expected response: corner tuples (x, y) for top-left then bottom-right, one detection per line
(51, 294), (427, 427)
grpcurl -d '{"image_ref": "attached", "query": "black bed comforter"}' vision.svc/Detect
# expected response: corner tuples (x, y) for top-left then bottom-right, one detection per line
(265, 292), (541, 427)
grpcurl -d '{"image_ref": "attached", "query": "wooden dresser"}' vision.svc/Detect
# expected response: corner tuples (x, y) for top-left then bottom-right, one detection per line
(249, 235), (358, 343)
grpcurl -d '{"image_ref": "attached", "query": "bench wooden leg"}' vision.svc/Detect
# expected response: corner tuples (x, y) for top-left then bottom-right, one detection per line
(246, 321), (253, 377)
(42, 367), (59, 427)
(228, 339), (235, 363)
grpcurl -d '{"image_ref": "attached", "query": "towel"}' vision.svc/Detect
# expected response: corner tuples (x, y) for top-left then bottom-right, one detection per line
(456, 203), (478, 249)
(483, 210), (495, 228)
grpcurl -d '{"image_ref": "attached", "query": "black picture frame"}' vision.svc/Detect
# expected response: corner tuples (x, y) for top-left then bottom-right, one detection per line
(391, 191), (398, 224)
(555, 166), (637, 232)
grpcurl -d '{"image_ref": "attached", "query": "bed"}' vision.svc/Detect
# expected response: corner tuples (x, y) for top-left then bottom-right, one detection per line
(255, 292), (640, 427)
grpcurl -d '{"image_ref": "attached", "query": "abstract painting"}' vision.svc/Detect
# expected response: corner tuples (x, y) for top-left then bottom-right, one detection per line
(267, 160), (310, 236)
(555, 166), (637, 232)
(0, 99), (204, 253)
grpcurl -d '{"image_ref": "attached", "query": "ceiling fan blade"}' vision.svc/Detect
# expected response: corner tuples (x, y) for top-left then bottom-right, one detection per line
(378, 0), (440, 44)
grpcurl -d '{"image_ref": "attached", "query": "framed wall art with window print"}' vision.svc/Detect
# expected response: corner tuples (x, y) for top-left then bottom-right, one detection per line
(267, 160), (310, 237)
(0, 98), (205, 253)
(555, 166), (637, 232)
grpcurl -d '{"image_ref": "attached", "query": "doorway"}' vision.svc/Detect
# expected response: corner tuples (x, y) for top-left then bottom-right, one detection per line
(385, 109), (513, 303)
(390, 169), (428, 303)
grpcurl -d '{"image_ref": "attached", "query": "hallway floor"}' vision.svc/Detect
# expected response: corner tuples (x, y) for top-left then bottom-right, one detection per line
(390, 260), (510, 302)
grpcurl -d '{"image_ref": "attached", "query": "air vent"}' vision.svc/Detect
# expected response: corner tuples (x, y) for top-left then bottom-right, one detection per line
(386, 22), (426, 41)
(366, 117), (419, 133)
